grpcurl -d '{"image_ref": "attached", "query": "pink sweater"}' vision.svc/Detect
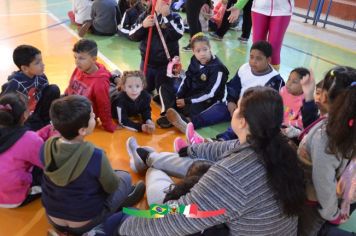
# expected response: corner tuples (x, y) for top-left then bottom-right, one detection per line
(0, 131), (44, 205)
(279, 86), (304, 129)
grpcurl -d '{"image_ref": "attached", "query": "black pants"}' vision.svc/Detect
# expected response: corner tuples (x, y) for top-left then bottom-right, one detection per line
(25, 84), (60, 131)
(19, 166), (43, 207)
(185, 0), (206, 38)
(158, 77), (182, 115)
(241, 0), (253, 39)
(216, 0), (237, 38)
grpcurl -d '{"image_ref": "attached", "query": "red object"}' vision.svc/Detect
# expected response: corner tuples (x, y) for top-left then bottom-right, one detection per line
(143, 0), (157, 75)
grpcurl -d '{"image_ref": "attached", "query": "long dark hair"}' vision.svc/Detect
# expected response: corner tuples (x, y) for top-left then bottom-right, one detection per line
(239, 86), (306, 216)
(0, 92), (27, 127)
(326, 67), (356, 159)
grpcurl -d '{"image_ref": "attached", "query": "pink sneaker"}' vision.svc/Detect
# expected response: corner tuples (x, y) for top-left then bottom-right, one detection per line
(186, 122), (204, 145)
(173, 137), (188, 153)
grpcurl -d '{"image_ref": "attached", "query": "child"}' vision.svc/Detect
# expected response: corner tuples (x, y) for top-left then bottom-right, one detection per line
(111, 71), (155, 133)
(65, 39), (117, 133)
(215, 40), (285, 141)
(118, 0), (146, 38)
(159, 33), (230, 132)
(298, 67), (356, 236)
(314, 80), (327, 117)
(78, 0), (118, 37)
(208, 0), (227, 32)
(198, 0), (213, 32)
(280, 67), (309, 138)
(41, 95), (145, 235)
(0, 93), (44, 208)
(129, 0), (184, 94)
(1, 45), (60, 131)
(68, 0), (93, 25)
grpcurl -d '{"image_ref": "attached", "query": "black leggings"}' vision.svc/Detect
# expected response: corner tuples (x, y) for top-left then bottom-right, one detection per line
(241, 0), (253, 39)
(185, 0), (207, 38)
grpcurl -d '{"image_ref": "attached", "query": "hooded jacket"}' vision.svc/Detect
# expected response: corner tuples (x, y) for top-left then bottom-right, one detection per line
(0, 130), (43, 205)
(65, 62), (116, 132)
(41, 137), (119, 221)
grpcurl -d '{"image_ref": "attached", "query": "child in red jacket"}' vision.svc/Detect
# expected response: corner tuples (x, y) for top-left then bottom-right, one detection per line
(65, 39), (117, 132)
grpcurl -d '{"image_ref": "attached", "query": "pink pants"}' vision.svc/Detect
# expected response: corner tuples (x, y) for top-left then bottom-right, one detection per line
(252, 12), (291, 65)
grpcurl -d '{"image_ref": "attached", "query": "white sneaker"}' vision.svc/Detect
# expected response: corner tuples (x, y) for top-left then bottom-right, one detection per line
(126, 137), (154, 173)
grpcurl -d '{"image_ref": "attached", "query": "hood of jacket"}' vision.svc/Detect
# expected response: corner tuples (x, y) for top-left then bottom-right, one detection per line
(43, 137), (95, 186)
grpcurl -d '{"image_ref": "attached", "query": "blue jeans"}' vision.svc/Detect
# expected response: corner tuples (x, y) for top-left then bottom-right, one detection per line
(216, 126), (238, 141)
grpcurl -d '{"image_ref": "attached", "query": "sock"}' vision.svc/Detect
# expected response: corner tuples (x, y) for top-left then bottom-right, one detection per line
(137, 148), (150, 164)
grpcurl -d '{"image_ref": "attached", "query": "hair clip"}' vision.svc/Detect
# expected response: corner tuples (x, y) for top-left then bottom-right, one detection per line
(330, 70), (334, 77)
(349, 119), (354, 127)
(0, 104), (12, 112)
(350, 81), (356, 87)
(191, 32), (205, 41)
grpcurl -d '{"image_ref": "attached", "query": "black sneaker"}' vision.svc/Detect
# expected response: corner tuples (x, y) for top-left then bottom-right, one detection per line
(120, 181), (146, 208)
(181, 44), (191, 52)
(209, 32), (223, 41)
(156, 116), (173, 128)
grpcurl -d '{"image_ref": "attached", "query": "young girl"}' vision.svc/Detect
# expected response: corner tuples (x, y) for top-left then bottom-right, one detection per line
(298, 66), (356, 236)
(129, 0), (184, 94)
(122, 86), (306, 235)
(159, 33), (229, 133)
(0, 93), (44, 208)
(111, 71), (155, 133)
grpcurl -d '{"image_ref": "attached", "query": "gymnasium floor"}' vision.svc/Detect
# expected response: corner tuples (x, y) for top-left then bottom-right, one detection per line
(0, 0), (355, 235)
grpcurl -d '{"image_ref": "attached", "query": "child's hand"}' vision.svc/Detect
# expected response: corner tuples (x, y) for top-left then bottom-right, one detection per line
(227, 101), (237, 117)
(227, 7), (240, 23)
(300, 69), (316, 102)
(176, 99), (185, 108)
(143, 15), (154, 28)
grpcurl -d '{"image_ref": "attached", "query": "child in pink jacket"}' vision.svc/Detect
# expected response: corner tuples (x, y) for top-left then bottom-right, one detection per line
(0, 93), (44, 208)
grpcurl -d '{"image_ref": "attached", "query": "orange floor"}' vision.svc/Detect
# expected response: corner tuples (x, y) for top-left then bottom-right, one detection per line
(0, 6), (183, 236)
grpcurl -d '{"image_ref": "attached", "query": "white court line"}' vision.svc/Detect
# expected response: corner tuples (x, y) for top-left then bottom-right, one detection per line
(47, 12), (121, 72)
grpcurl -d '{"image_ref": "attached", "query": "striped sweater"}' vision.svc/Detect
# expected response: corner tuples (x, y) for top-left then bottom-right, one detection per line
(119, 141), (298, 235)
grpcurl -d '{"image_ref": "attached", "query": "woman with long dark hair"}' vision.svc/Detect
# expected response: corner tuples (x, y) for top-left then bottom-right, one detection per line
(120, 86), (306, 235)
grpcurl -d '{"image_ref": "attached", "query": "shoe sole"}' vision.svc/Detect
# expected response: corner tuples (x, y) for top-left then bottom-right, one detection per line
(166, 109), (187, 133)
(173, 137), (181, 153)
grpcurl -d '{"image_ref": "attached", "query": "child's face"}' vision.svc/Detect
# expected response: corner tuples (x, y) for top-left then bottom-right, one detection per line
(124, 76), (143, 100)
(22, 54), (45, 77)
(286, 71), (303, 96)
(74, 51), (97, 73)
(249, 49), (270, 74)
(314, 88), (328, 115)
(192, 41), (211, 65)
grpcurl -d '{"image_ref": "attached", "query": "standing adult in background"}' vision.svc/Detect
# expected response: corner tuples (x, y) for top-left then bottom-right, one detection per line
(182, 0), (207, 51)
(238, 0), (253, 43)
(228, 0), (294, 70)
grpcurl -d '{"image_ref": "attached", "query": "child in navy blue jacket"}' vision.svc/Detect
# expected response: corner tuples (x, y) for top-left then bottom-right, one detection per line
(129, 0), (184, 94)
(118, 0), (146, 38)
(158, 33), (230, 132)
(111, 71), (155, 133)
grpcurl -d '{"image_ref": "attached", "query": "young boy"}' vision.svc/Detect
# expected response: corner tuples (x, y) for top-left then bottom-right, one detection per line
(41, 95), (145, 235)
(129, 0), (184, 94)
(1, 45), (60, 131)
(78, 0), (118, 37)
(65, 39), (117, 132)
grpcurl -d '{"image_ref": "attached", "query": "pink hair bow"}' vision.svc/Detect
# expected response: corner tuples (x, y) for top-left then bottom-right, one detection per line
(0, 104), (12, 111)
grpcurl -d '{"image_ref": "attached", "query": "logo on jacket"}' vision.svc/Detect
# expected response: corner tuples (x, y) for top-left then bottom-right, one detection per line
(200, 73), (207, 81)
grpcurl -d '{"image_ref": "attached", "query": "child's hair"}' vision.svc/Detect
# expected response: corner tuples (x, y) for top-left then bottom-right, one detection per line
(239, 86), (305, 216)
(316, 79), (324, 89)
(325, 67), (356, 159)
(121, 70), (146, 88)
(129, 0), (139, 6)
(13, 45), (41, 69)
(72, 39), (98, 57)
(290, 67), (310, 79)
(163, 160), (213, 202)
(190, 32), (210, 49)
(50, 95), (92, 140)
(250, 41), (272, 58)
(0, 93), (28, 127)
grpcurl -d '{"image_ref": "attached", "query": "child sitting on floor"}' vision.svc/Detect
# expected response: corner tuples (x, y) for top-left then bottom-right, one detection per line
(42, 95), (145, 235)
(68, 0), (93, 26)
(65, 39), (118, 133)
(118, 0), (146, 38)
(0, 93), (44, 208)
(1, 44), (60, 131)
(158, 33), (229, 133)
(111, 71), (155, 133)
